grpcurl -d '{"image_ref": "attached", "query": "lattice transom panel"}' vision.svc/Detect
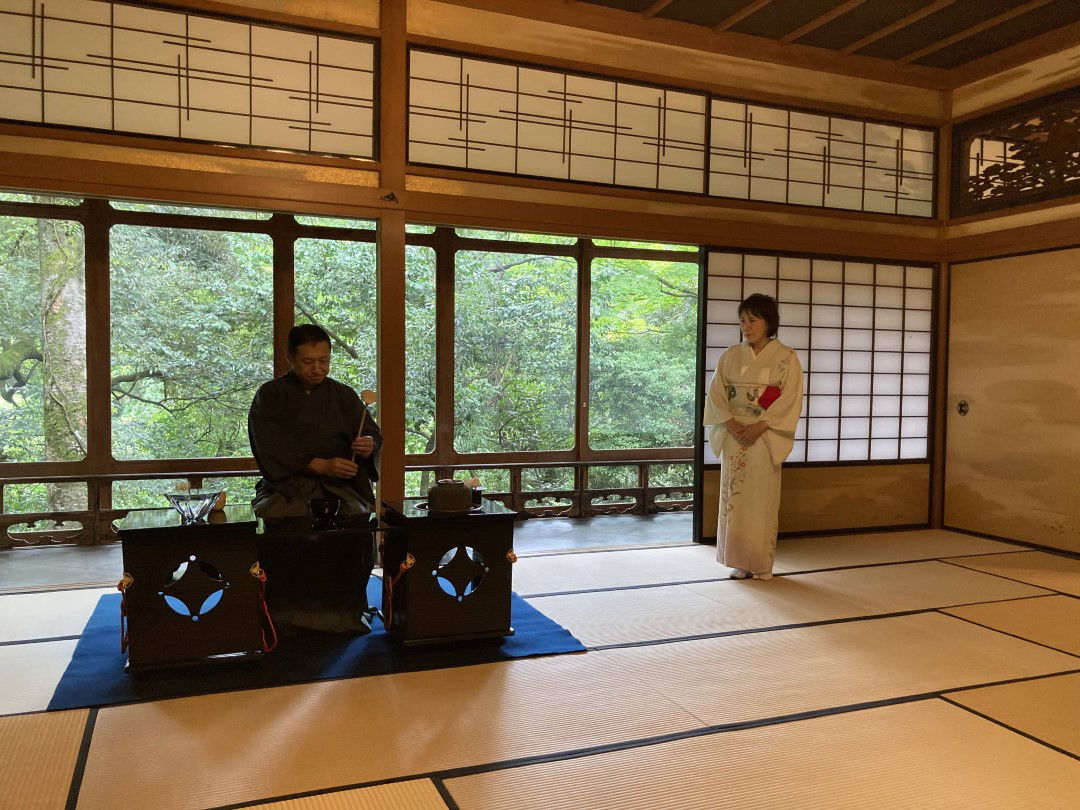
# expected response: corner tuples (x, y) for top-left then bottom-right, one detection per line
(0, 0), (376, 158)
(408, 48), (708, 194)
(709, 99), (935, 217)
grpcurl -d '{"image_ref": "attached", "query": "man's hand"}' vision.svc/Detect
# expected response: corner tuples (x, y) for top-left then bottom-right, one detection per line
(352, 435), (375, 459)
(308, 457), (359, 478)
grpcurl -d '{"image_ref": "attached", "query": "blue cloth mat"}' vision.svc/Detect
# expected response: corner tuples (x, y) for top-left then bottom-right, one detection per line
(48, 577), (584, 711)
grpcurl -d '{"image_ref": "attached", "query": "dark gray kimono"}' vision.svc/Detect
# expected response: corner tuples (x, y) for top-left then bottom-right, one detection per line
(248, 371), (381, 518)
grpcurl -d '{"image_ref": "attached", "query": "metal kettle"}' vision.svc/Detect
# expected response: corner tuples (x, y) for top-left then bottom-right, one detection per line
(426, 478), (473, 513)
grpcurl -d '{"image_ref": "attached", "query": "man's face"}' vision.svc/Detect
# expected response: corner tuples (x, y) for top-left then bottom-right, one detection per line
(287, 340), (331, 390)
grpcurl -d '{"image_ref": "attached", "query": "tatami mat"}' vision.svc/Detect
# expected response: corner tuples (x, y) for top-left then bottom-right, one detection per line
(597, 612), (1078, 727)
(0, 708), (88, 809)
(247, 779), (447, 809)
(945, 551), (1080, 596)
(529, 561), (1048, 647)
(0, 640), (77, 716)
(512, 543), (717, 595)
(75, 653), (702, 810)
(444, 699), (1080, 809)
(513, 530), (1018, 595)
(772, 529), (1018, 573)
(944, 595), (1080, 656)
(0, 588), (111, 644)
(946, 672), (1080, 758)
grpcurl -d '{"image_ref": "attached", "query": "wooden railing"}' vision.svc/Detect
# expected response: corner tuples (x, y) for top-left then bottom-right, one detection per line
(1, 459), (693, 548)
(0, 471), (255, 549)
(406, 460), (694, 519)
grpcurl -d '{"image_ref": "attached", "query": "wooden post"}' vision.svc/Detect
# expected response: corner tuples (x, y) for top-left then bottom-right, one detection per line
(376, 0), (408, 505)
(929, 122), (951, 528)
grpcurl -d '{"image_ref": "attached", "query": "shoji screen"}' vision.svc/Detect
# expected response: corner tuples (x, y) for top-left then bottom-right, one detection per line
(701, 250), (935, 466)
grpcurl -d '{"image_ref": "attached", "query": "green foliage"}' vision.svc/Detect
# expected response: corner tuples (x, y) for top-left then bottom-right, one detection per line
(3, 207), (702, 512)
(454, 250), (577, 453)
(0, 216), (86, 473)
(589, 257), (698, 450)
(110, 226), (273, 460)
(405, 247), (435, 455)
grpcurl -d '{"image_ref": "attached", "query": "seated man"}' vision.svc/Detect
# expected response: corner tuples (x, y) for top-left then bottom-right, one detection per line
(248, 323), (381, 519)
(248, 323), (382, 634)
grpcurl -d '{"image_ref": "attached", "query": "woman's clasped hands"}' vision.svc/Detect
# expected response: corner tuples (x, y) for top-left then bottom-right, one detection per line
(726, 418), (769, 447)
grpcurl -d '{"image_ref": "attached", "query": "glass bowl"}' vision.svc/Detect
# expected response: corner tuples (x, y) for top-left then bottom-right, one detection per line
(165, 490), (224, 524)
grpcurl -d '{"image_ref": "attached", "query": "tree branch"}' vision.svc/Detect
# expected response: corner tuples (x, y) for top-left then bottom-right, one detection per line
(294, 302), (360, 360)
(656, 276), (696, 298)
(485, 255), (575, 274)
(111, 369), (165, 387)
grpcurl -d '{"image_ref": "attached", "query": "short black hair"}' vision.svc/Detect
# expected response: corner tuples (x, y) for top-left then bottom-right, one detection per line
(738, 294), (780, 338)
(287, 323), (331, 353)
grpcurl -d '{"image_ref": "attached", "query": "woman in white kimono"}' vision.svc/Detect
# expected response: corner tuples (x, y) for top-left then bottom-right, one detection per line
(703, 294), (803, 580)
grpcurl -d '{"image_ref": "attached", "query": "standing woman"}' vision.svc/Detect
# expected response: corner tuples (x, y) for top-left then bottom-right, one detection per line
(703, 294), (803, 580)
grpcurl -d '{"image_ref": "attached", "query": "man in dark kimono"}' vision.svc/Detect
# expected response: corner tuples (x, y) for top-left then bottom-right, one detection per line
(248, 323), (381, 519)
(248, 323), (381, 634)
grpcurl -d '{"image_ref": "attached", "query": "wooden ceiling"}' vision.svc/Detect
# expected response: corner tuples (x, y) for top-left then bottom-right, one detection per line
(578, 0), (1080, 72)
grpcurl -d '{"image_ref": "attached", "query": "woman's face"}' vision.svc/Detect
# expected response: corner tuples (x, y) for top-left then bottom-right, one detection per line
(739, 309), (769, 346)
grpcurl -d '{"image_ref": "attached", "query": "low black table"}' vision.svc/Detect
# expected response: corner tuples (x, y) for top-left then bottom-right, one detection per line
(381, 499), (517, 646)
(256, 513), (378, 635)
(116, 505), (264, 673)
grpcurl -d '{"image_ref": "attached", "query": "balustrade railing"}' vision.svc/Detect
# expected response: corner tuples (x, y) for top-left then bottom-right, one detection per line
(406, 460), (694, 519)
(2, 459), (693, 548)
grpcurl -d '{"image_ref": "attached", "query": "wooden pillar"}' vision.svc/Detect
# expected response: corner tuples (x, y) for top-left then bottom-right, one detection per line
(433, 227), (455, 460)
(929, 122), (952, 527)
(377, 0), (407, 504)
(271, 213), (295, 377)
(83, 199), (112, 532)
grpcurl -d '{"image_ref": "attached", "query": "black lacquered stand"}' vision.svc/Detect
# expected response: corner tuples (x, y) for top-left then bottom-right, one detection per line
(256, 513), (377, 634)
(116, 505), (264, 674)
(381, 499), (517, 646)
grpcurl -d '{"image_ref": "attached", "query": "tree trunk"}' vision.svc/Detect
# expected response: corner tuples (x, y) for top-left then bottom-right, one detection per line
(38, 216), (87, 512)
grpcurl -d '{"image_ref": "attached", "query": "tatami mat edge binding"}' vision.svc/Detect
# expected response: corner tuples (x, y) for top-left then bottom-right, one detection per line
(441, 699), (1080, 809)
(943, 594), (1080, 656)
(197, 667), (1080, 810)
(943, 672), (1080, 759)
(72, 652), (703, 809)
(942, 552), (1080, 596)
(512, 530), (1021, 595)
(526, 560), (1049, 647)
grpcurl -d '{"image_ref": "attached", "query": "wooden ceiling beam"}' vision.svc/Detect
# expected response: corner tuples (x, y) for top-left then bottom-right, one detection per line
(642, 0), (676, 18)
(841, 0), (956, 54)
(947, 17), (1080, 89)
(715, 0), (773, 32)
(898, 0), (1056, 64)
(425, 0), (952, 92)
(781, 0), (868, 44)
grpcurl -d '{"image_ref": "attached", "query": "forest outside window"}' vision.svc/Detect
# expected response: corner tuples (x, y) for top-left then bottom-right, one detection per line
(454, 249), (578, 453)
(0, 214), (87, 510)
(110, 225), (273, 460)
(589, 255), (698, 450)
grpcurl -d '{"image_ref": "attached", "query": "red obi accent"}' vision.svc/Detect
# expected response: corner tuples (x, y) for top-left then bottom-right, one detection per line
(758, 385), (782, 410)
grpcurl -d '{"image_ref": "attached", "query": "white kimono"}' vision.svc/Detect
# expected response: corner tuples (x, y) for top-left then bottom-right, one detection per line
(703, 340), (803, 573)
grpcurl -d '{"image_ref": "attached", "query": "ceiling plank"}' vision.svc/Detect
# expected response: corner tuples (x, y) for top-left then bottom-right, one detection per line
(642, 0), (677, 17)
(423, 0), (953, 93)
(947, 17), (1080, 89)
(898, 0), (1056, 64)
(781, 0), (868, 44)
(715, 0), (773, 32)
(841, 0), (956, 54)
